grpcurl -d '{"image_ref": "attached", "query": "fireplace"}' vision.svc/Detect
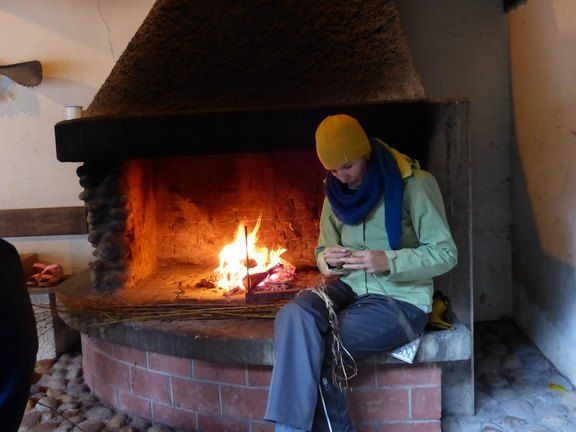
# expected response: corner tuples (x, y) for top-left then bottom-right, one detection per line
(53, 0), (474, 428)
(56, 104), (431, 301)
(76, 145), (325, 299)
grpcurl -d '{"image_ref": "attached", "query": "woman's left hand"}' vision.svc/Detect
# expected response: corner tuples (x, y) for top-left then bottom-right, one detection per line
(342, 249), (390, 273)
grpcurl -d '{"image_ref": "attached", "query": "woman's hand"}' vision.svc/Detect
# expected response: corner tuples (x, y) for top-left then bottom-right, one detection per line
(342, 249), (390, 273)
(323, 246), (353, 268)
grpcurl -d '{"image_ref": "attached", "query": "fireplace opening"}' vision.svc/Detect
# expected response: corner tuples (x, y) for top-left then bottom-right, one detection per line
(79, 147), (327, 304)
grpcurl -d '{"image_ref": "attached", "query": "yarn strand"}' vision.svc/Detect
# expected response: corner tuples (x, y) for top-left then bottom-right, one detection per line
(301, 283), (358, 391)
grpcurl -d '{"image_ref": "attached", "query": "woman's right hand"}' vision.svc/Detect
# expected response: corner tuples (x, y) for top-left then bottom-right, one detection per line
(323, 246), (352, 268)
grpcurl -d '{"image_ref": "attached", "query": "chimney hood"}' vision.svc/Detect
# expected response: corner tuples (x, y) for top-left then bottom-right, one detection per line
(55, 0), (425, 162)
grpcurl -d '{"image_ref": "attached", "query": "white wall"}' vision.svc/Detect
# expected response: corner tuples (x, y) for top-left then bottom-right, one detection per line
(508, 0), (576, 385)
(397, 0), (512, 322)
(0, 1), (155, 273)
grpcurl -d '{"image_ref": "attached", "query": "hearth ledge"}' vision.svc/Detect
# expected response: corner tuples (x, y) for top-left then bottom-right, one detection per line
(56, 269), (472, 366)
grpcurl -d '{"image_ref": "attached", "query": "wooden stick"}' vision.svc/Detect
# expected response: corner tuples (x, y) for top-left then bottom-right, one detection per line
(244, 225), (252, 292)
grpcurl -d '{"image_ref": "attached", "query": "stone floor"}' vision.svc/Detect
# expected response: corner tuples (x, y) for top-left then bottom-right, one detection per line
(443, 320), (576, 432)
(18, 319), (576, 432)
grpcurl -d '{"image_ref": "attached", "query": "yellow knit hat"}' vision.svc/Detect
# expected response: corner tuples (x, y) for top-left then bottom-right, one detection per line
(315, 114), (371, 170)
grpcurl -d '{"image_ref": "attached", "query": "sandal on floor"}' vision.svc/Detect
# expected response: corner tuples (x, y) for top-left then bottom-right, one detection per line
(26, 263), (64, 287)
(27, 263), (47, 286)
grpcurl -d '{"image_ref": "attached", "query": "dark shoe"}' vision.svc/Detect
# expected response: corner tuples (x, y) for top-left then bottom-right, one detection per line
(312, 375), (353, 432)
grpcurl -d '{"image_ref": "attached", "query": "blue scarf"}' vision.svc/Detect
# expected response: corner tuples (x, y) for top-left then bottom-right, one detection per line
(325, 139), (404, 250)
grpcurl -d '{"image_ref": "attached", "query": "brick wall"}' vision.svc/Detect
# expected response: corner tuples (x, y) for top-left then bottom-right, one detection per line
(150, 151), (325, 268)
(82, 149), (326, 292)
(82, 334), (442, 431)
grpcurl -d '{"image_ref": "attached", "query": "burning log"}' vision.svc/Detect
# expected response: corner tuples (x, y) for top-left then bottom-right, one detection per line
(243, 262), (295, 293)
(198, 261), (296, 295)
(243, 270), (269, 291)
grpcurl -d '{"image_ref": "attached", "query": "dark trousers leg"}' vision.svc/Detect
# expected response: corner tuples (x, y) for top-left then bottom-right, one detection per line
(264, 281), (356, 431)
(265, 282), (428, 431)
(312, 294), (428, 432)
(338, 294), (429, 361)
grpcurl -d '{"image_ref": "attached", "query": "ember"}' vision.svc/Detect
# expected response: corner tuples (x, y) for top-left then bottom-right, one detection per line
(199, 217), (295, 293)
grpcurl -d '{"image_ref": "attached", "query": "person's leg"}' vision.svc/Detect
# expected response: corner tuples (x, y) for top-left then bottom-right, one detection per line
(311, 294), (428, 432)
(311, 366), (354, 432)
(264, 281), (356, 431)
(338, 294), (429, 362)
(0, 239), (38, 431)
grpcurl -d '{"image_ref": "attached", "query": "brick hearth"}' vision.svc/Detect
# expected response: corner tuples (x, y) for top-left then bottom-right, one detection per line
(57, 267), (471, 429)
(82, 334), (442, 432)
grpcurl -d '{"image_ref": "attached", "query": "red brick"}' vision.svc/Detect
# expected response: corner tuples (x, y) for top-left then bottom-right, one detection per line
(351, 363), (377, 388)
(83, 369), (94, 390)
(376, 363), (441, 387)
(220, 386), (269, 420)
(81, 347), (95, 389)
(91, 351), (132, 393)
(80, 334), (91, 355)
(148, 351), (192, 377)
(92, 379), (117, 407)
(153, 152), (323, 263)
(348, 388), (409, 422)
(131, 368), (171, 404)
(198, 414), (250, 432)
(353, 423), (382, 432)
(193, 360), (246, 385)
(112, 343), (147, 367)
(171, 377), (220, 414)
(246, 365), (272, 387)
(411, 387), (441, 420)
(153, 402), (197, 431)
(117, 391), (153, 420)
(85, 335), (113, 354)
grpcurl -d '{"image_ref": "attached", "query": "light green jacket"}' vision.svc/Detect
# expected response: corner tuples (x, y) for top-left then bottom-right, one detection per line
(315, 144), (458, 312)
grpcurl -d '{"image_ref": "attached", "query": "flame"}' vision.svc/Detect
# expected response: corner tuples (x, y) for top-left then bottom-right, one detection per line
(214, 217), (287, 291)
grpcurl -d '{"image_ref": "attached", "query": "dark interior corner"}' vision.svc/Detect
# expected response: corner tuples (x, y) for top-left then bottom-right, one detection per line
(504, 0), (528, 13)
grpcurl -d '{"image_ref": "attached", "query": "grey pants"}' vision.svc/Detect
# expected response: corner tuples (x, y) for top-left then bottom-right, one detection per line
(264, 280), (428, 431)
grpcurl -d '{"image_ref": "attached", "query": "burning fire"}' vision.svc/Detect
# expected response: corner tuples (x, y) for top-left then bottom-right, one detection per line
(213, 217), (290, 292)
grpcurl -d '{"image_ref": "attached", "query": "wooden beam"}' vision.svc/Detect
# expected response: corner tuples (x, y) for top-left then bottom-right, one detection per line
(0, 207), (88, 237)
